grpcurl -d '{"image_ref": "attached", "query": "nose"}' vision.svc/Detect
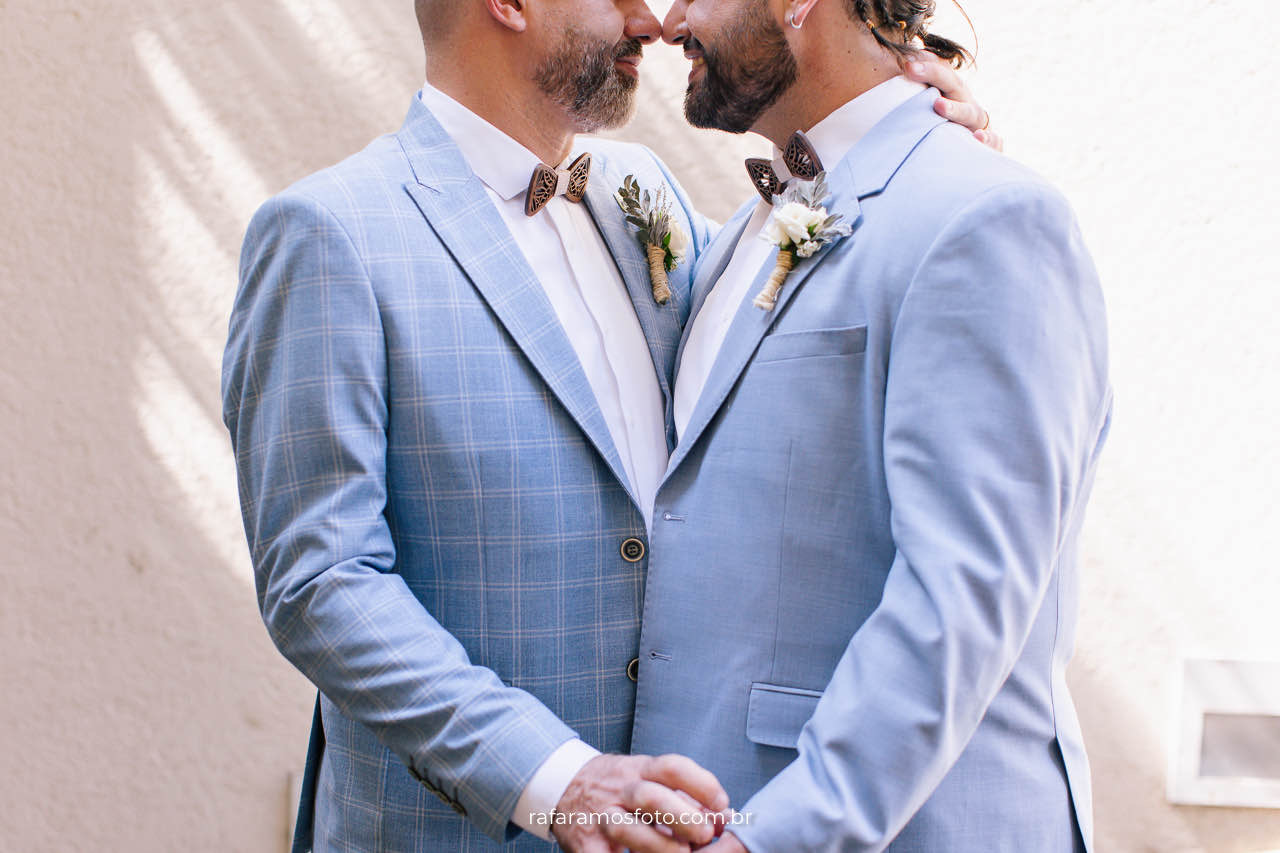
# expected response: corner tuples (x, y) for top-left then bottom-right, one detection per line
(663, 0), (690, 46)
(624, 0), (662, 44)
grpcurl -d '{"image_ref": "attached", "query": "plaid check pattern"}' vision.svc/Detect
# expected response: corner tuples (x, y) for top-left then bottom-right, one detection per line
(222, 96), (711, 851)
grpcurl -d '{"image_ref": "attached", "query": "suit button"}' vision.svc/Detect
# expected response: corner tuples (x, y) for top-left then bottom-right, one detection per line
(627, 657), (640, 682)
(621, 538), (646, 562)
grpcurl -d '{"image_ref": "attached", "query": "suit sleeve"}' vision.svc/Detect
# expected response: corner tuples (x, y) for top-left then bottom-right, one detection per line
(221, 193), (577, 842)
(732, 182), (1112, 852)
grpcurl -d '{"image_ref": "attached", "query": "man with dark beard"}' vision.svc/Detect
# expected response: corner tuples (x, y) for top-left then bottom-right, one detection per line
(222, 1), (993, 851)
(637, 0), (1109, 851)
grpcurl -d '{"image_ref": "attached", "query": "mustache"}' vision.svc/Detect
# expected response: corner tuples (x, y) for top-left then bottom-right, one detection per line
(614, 37), (644, 61)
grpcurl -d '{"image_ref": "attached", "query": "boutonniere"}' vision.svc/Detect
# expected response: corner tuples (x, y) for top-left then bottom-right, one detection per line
(755, 172), (852, 311)
(615, 175), (690, 305)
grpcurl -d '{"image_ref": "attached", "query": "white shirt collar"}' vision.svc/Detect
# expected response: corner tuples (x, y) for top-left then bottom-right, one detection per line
(419, 81), (553, 202)
(773, 75), (925, 179)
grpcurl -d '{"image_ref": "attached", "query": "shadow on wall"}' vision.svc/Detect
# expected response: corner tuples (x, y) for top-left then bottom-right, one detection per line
(1, 2), (418, 850)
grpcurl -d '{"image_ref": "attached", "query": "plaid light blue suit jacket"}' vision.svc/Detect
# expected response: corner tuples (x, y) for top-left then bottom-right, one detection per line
(222, 95), (711, 852)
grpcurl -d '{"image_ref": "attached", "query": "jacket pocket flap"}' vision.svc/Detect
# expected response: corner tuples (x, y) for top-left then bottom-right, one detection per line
(756, 325), (867, 363)
(745, 683), (823, 749)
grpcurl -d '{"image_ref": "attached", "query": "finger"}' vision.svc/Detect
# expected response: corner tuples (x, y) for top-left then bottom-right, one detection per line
(934, 97), (988, 133)
(640, 754), (730, 813)
(598, 807), (691, 853)
(628, 782), (716, 846)
(707, 806), (734, 837)
(975, 129), (1004, 152)
(556, 829), (614, 853)
(903, 54), (966, 101)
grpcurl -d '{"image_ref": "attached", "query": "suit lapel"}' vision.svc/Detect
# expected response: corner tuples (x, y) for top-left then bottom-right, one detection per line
(581, 167), (683, 420)
(666, 185), (862, 477)
(670, 202), (756, 389)
(666, 89), (948, 480)
(396, 98), (639, 508)
(687, 203), (756, 330)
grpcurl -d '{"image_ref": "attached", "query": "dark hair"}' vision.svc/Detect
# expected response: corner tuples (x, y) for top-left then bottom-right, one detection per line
(846, 0), (973, 68)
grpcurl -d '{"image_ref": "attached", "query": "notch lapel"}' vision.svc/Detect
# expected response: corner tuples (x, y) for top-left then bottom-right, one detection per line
(691, 202), (757, 343)
(396, 98), (640, 509)
(664, 88), (950, 482)
(662, 202), (756, 447)
(665, 180), (863, 478)
(581, 167), (683, 419)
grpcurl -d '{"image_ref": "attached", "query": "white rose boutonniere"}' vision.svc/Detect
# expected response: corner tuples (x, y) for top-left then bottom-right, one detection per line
(666, 218), (690, 268)
(755, 173), (852, 311)
(615, 175), (689, 305)
(766, 202), (827, 247)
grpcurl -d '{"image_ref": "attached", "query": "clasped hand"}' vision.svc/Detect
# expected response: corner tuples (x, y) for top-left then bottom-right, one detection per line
(552, 753), (737, 853)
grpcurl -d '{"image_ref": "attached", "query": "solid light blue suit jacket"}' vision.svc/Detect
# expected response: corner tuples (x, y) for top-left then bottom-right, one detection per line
(633, 89), (1111, 852)
(222, 95), (711, 851)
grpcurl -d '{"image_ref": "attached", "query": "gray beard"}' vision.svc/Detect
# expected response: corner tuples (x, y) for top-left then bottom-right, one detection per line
(535, 32), (641, 133)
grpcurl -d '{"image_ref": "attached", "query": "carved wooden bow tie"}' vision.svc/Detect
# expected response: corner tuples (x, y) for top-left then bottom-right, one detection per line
(744, 131), (823, 203)
(525, 153), (592, 216)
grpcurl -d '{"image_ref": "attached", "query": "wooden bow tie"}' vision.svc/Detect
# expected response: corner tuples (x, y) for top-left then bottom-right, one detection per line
(525, 153), (592, 216)
(744, 131), (823, 203)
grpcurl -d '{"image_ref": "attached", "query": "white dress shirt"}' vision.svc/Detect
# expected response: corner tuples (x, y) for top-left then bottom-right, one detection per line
(673, 76), (925, 439)
(419, 83), (667, 838)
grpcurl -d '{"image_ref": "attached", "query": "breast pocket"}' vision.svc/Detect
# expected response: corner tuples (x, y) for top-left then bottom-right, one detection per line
(755, 325), (868, 364)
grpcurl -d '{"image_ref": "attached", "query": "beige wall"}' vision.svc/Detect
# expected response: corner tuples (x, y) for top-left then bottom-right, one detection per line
(2, 1), (1277, 850)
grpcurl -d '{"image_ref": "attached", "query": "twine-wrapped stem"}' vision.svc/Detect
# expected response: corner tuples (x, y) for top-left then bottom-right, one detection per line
(647, 243), (671, 305)
(754, 247), (795, 311)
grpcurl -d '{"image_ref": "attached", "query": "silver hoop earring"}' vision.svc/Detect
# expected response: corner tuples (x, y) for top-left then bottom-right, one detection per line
(786, 10), (803, 29)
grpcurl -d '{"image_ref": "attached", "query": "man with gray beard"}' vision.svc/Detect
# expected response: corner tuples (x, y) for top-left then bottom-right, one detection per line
(222, 1), (994, 851)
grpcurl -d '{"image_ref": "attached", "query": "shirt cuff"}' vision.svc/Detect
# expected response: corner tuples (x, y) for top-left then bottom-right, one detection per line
(512, 738), (601, 841)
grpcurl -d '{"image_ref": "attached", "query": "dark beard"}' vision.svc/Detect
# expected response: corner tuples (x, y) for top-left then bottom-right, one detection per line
(684, 4), (798, 133)
(535, 31), (643, 133)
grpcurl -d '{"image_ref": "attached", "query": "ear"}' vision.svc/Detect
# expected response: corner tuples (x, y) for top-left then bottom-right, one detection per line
(485, 0), (527, 32)
(788, 0), (822, 29)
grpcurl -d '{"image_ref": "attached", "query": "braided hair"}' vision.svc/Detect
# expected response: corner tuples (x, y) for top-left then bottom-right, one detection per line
(846, 0), (973, 68)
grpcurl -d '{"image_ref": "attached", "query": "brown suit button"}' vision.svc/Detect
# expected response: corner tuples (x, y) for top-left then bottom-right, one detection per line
(627, 657), (640, 682)
(621, 538), (646, 562)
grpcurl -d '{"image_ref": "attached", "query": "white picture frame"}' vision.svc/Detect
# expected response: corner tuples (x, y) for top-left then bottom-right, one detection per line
(1167, 659), (1280, 808)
